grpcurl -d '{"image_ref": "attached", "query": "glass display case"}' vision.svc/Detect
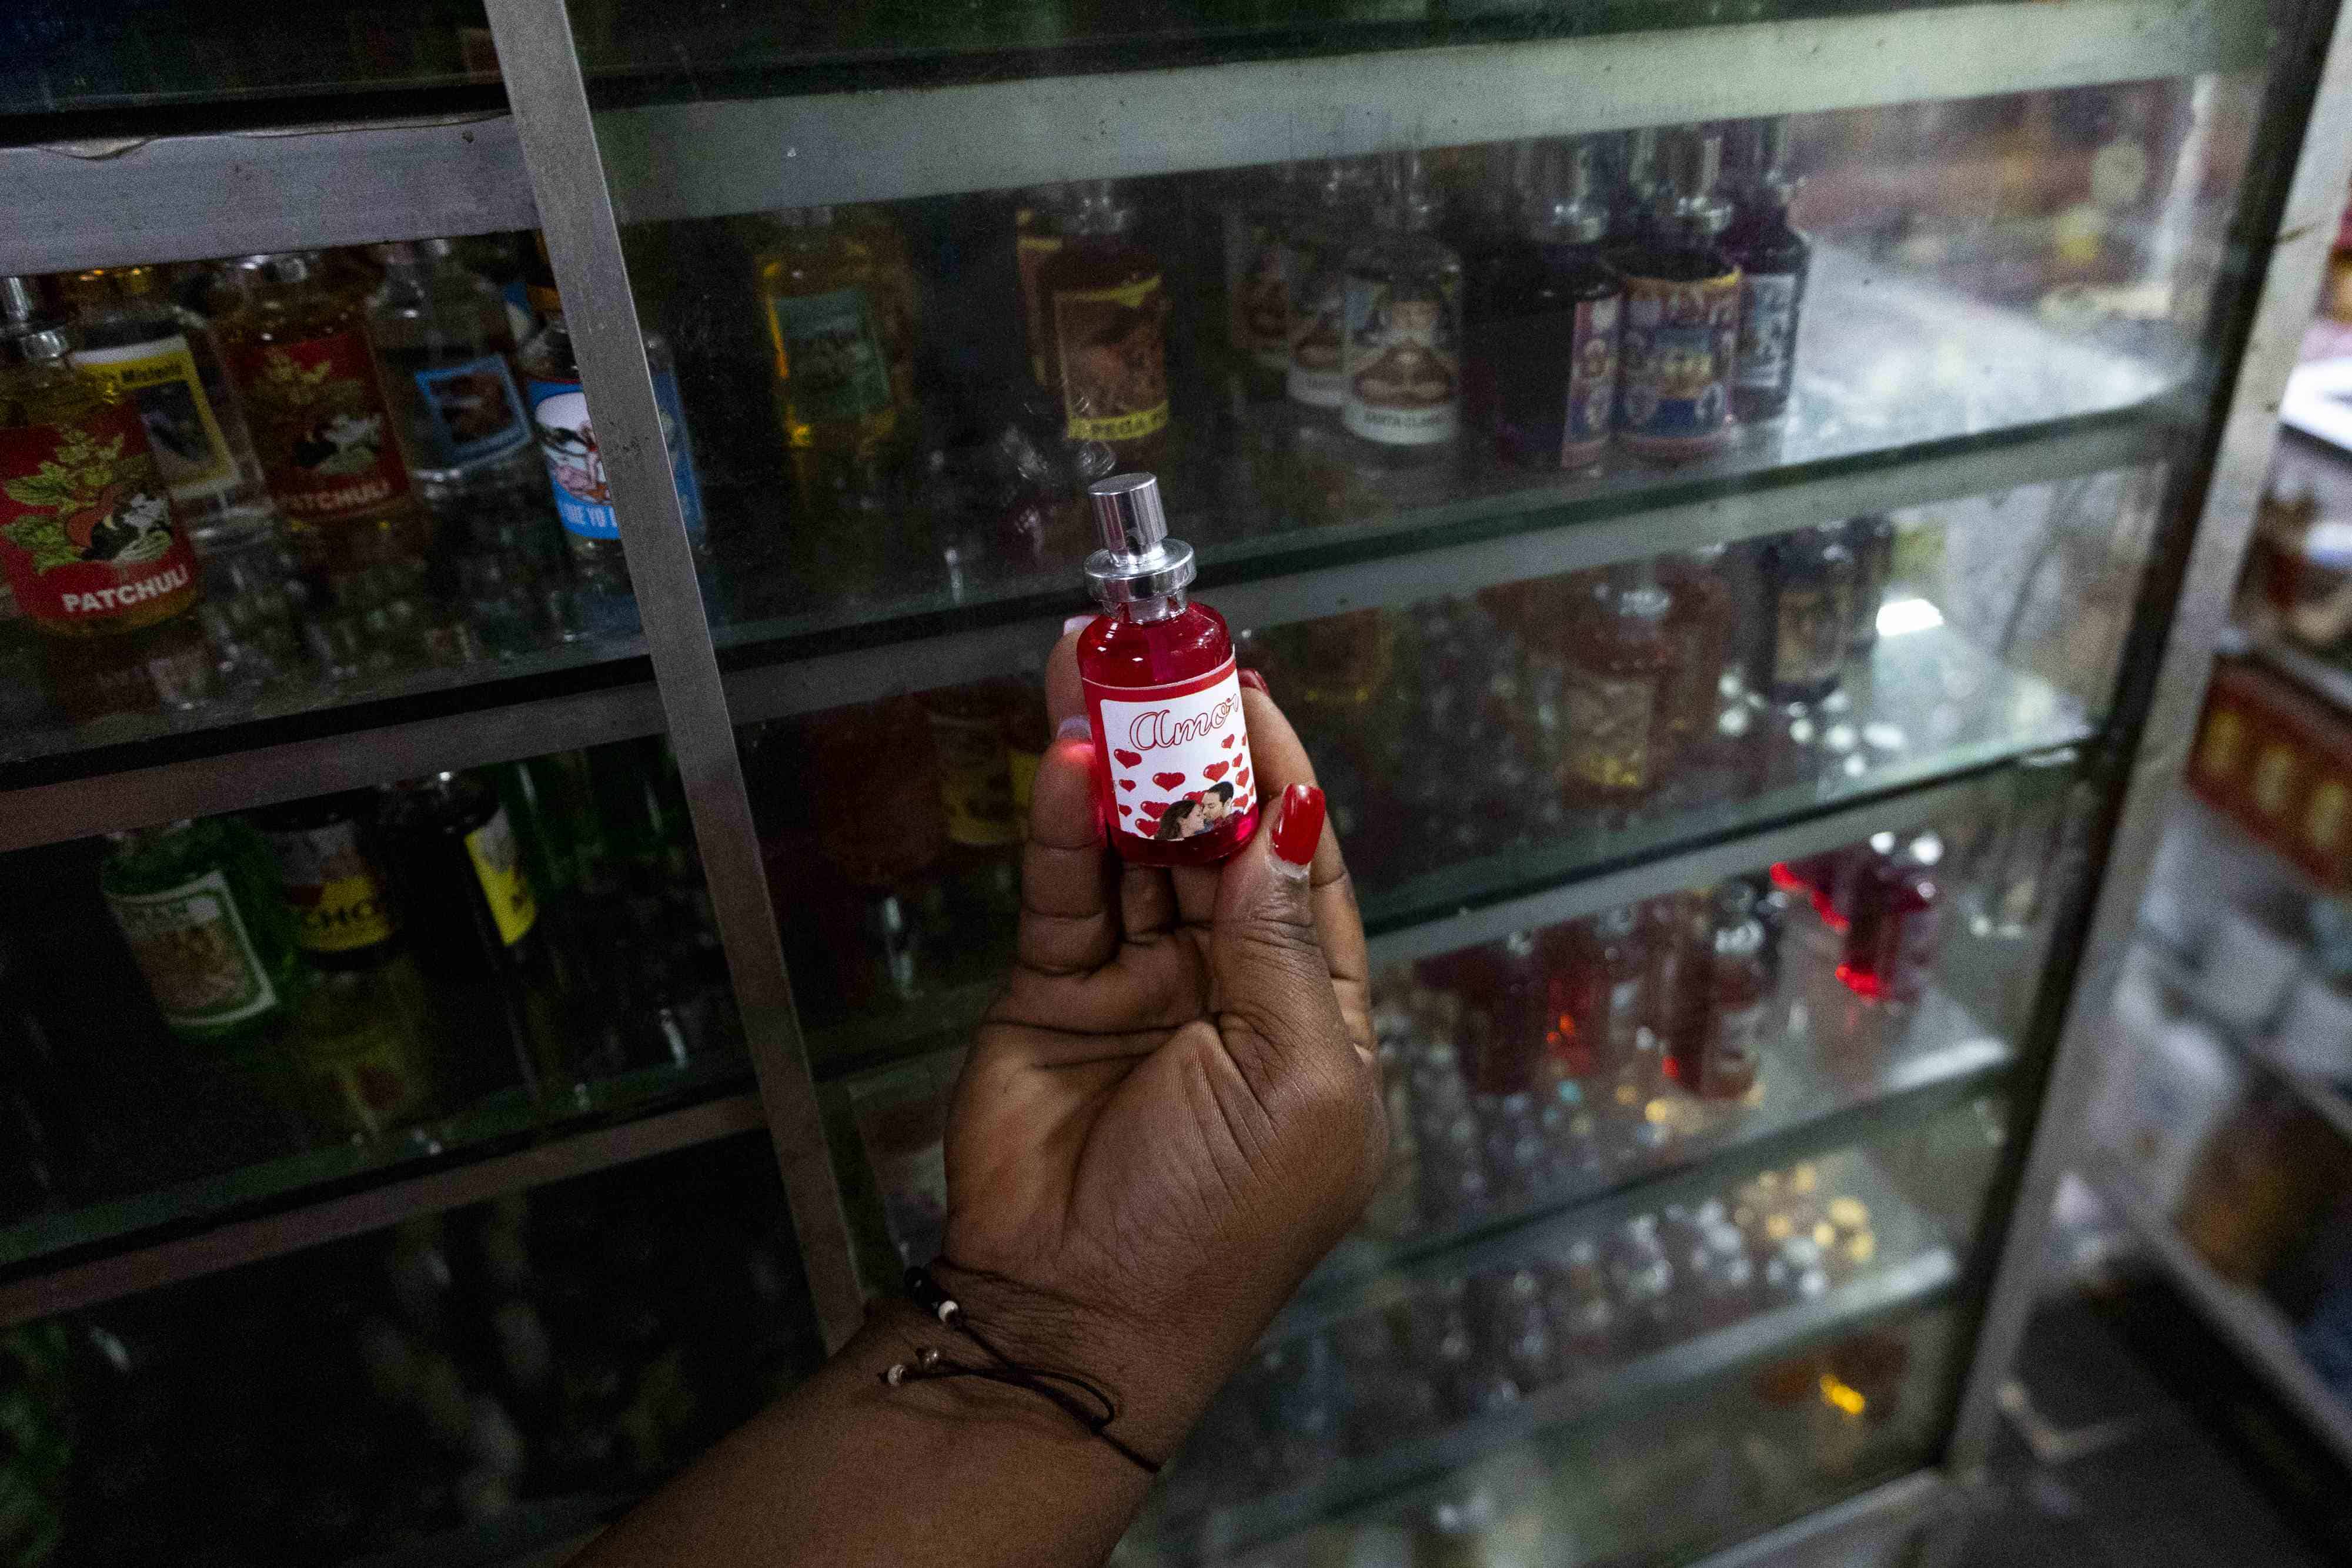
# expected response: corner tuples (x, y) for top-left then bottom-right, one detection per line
(4, 0), (2350, 1562)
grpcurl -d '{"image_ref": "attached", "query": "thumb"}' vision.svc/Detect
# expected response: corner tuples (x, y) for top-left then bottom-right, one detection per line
(1210, 785), (1354, 1099)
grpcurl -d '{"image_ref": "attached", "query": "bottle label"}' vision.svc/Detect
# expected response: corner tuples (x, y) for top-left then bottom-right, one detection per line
(1341, 274), (1461, 446)
(524, 375), (616, 541)
(1614, 269), (1739, 459)
(1562, 295), (1622, 466)
(1736, 272), (1799, 392)
(1051, 274), (1170, 444)
(1706, 1001), (1767, 1089)
(69, 336), (240, 504)
(769, 286), (893, 427)
(1087, 658), (1256, 847)
(1223, 209), (1291, 369)
(1016, 228), (1064, 385)
(230, 330), (411, 520)
(927, 706), (1021, 848)
(262, 819), (397, 954)
(107, 867), (280, 1032)
(1774, 584), (1848, 688)
(1284, 239), (1348, 406)
(0, 403), (200, 631)
(1560, 668), (1655, 791)
(464, 807), (539, 947)
(648, 363), (706, 540)
(407, 352), (532, 468)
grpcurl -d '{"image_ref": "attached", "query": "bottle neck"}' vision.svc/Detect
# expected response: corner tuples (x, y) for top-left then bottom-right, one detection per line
(1117, 588), (1188, 624)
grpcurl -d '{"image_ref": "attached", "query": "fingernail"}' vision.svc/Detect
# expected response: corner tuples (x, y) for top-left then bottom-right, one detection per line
(1057, 715), (1093, 741)
(1269, 784), (1324, 874)
(1063, 613), (1095, 638)
(1238, 667), (1271, 697)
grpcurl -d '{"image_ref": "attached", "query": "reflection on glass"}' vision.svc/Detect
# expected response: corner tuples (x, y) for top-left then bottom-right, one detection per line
(0, 738), (741, 1268)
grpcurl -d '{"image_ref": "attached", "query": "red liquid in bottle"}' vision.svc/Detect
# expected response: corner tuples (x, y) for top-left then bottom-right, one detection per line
(1837, 833), (1943, 1002)
(1077, 473), (1259, 867)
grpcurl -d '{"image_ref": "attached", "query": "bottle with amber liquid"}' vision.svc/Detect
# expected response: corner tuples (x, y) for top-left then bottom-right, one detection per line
(1659, 544), (1735, 755)
(1758, 523), (1856, 706)
(0, 278), (213, 724)
(1553, 562), (1681, 800)
(1038, 181), (1170, 471)
(1673, 885), (1770, 1099)
(1838, 832), (1943, 1004)
(214, 251), (430, 581)
(757, 205), (917, 506)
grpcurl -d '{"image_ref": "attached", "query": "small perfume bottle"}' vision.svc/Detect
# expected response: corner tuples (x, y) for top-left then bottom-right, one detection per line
(1758, 522), (1856, 706)
(1038, 180), (1170, 469)
(1341, 153), (1463, 457)
(1077, 473), (1259, 866)
(1468, 141), (1622, 471)
(1725, 118), (1810, 423)
(1838, 832), (1943, 1002)
(1674, 885), (1770, 1099)
(1553, 562), (1681, 800)
(1284, 159), (1374, 414)
(1610, 129), (1741, 463)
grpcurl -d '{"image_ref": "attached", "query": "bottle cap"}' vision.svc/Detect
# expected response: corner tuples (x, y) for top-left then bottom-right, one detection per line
(0, 278), (70, 365)
(1063, 179), (1139, 237)
(1531, 141), (1609, 245)
(370, 239), (456, 266)
(1084, 472), (1196, 606)
(238, 251), (327, 285)
(1712, 916), (1765, 959)
(1666, 131), (1734, 238)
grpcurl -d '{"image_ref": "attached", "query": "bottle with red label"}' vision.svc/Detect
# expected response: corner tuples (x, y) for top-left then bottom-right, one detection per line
(1076, 473), (1259, 867)
(0, 276), (213, 723)
(215, 251), (430, 581)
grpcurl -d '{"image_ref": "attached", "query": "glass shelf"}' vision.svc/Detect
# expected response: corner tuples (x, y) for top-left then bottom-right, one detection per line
(704, 247), (2173, 677)
(1134, 1145), (1960, 1562)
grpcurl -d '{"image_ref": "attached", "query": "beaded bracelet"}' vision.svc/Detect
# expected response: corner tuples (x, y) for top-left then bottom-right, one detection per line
(880, 1265), (1162, 1476)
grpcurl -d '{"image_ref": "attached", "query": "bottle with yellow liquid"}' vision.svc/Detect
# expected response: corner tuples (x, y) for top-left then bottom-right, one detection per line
(756, 206), (916, 506)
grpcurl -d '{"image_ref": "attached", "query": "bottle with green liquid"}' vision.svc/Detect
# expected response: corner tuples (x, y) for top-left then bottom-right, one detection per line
(102, 817), (311, 1047)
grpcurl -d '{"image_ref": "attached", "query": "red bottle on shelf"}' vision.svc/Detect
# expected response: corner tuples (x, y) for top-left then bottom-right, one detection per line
(1077, 473), (1259, 867)
(1838, 833), (1943, 1002)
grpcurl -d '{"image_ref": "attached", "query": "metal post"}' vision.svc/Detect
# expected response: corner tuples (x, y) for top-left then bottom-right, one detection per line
(1946, 0), (2352, 1472)
(481, 0), (866, 1348)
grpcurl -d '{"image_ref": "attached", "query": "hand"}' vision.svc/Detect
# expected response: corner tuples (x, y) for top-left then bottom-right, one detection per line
(934, 634), (1386, 1464)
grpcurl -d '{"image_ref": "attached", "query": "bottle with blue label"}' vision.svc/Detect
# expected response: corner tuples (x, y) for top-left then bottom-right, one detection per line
(1608, 129), (1742, 464)
(514, 260), (708, 627)
(1723, 118), (1811, 424)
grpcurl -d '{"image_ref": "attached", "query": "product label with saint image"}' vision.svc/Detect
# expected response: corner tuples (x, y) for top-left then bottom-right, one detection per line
(769, 287), (893, 426)
(107, 867), (280, 1031)
(1614, 268), (1739, 456)
(464, 808), (539, 947)
(1088, 658), (1255, 847)
(1052, 274), (1170, 444)
(1561, 668), (1655, 790)
(1341, 274), (1460, 446)
(1284, 239), (1348, 406)
(1562, 295), (1622, 464)
(1735, 273), (1799, 391)
(1773, 584), (1849, 688)
(71, 336), (239, 503)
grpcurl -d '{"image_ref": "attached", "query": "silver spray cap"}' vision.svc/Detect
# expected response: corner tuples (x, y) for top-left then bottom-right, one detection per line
(1084, 472), (1196, 607)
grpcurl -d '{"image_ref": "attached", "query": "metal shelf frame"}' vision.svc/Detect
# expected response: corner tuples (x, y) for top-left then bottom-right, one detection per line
(2, 0), (2348, 1560)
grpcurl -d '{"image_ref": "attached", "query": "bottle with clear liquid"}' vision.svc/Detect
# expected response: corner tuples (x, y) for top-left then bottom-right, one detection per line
(365, 241), (537, 487)
(1283, 159), (1374, 413)
(1341, 152), (1463, 459)
(58, 264), (279, 557)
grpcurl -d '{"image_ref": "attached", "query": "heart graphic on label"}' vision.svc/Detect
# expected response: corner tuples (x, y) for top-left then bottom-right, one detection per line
(1113, 750), (1141, 767)
(1222, 735), (1237, 749)
(1236, 768), (1250, 788)
(1202, 762), (1230, 781)
(1118, 805), (1132, 816)
(1118, 780), (1136, 792)
(1152, 771), (1186, 790)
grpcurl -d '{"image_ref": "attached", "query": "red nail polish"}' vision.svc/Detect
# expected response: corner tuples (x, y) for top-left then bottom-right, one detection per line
(1075, 474), (1258, 867)
(1270, 784), (1325, 868)
(1237, 666), (1271, 697)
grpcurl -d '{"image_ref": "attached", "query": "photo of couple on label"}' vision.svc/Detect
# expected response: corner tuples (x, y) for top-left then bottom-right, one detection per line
(1151, 780), (1240, 842)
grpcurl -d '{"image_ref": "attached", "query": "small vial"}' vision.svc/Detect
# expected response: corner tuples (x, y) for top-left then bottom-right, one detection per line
(1838, 832), (1944, 1002)
(1076, 474), (1259, 866)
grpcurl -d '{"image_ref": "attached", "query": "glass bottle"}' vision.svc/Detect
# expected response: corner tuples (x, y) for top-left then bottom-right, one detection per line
(365, 241), (537, 486)
(1284, 159), (1374, 414)
(1838, 832), (1943, 1003)
(810, 698), (950, 1009)
(101, 817), (310, 1047)
(1015, 183), (1077, 389)
(1642, 889), (1710, 1075)
(249, 791), (401, 969)
(1037, 181), (1171, 470)
(1220, 163), (1298, 385)
(1676, 894), (1769, 1099)
(1843, 512), (1894, 655)
(1609, 129), (1742, 463)
(1553, 562), (1681, 800)
(1758, 523), (1856, 706)
(57, 265), (278, 557)
(1468, 141), (1621, 471)
(1340, 153), (1463, 457)
(1658, 544), (1734, 755)
(1076, 473), (1259, 867)
(213, 251), (430, 579)
(0, 280), (213, 723)
(756, 205), (915, 502)
(1612, 127), (1668, 245)
(1555, 905), (1648, 1078)
(1725, 118), (1810, 423)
